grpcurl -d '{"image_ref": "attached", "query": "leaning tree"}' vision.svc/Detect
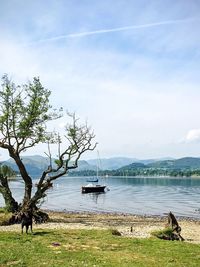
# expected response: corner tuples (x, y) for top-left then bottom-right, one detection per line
(0, 74), (96, 217)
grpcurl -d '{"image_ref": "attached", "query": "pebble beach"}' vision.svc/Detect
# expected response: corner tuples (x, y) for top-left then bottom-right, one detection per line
(0, 211), (200, 244)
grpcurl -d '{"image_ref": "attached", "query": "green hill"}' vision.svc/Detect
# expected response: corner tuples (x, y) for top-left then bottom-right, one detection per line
(148, 157), (200, 169)
(111, 157), (200, 177)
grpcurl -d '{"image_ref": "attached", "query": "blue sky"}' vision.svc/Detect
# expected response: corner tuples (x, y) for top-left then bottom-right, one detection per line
(0, 0), (200, 160)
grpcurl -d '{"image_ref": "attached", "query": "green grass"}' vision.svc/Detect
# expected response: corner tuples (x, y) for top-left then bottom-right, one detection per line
(0, 229), (200, 267)
(151, 227), (174, 238)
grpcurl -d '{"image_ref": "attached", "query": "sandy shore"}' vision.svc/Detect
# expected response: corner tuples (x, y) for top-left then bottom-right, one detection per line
(1, 211), (200, 244)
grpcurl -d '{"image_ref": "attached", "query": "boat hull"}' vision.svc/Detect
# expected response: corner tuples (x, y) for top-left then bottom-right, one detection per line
(82, 185), (106, 193)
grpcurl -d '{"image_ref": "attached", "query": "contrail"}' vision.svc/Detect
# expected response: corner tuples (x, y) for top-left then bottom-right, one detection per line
(27, 18), (197, 45)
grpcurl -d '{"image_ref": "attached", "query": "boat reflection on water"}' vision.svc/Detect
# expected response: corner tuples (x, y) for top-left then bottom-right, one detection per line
(87, 192), (105, 204)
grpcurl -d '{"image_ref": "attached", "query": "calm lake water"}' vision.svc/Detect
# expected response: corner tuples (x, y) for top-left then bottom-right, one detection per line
(1, 176), (200, 218)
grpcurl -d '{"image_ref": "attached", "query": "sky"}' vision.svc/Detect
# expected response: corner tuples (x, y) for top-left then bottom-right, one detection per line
(0, 0), (200, 160)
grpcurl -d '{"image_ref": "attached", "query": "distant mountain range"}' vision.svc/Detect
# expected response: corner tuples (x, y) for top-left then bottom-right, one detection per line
(87, 157), (173, 170)
(1, 155), (200, 177)
(2, 155), (52, 176)
(119, 157), (200, 171)
(1, 155), (96, 177)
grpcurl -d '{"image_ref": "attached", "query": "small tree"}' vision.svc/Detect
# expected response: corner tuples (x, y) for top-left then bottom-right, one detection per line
(0, 74), (96, 215)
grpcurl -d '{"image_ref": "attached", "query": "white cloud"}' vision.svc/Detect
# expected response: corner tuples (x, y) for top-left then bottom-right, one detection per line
(183, 129), (200, 143)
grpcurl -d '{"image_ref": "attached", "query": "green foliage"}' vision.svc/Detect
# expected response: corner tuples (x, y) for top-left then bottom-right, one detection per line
(0, 165), (16, 178)
(0, 229), (200, 266)
(0, 75), (54, 151)
(54, 159), (63, 168)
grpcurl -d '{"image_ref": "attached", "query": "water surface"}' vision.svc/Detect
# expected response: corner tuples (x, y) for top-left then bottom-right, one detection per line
(1, 176), (200, 218)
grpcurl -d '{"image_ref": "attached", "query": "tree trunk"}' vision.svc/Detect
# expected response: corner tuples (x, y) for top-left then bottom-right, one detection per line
(0, 186), (19, 212)
(0, 173), (19, 212)
(167, 212), (184, 241)
(9, 151), (33, 205)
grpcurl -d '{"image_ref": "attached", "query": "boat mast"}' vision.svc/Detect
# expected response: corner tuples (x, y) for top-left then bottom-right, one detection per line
(97, 150), (101, 178)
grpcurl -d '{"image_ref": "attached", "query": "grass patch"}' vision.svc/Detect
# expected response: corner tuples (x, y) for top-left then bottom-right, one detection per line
(151, 227), (183, 241)
(110, 228), (122, 236)
(151, 227), (174, 238)
(0, 208), (12, 226)
(0, 229), (200, 267)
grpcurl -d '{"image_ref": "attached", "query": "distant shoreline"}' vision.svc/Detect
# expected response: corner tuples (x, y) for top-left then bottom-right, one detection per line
(68, 175), (200, 178)
(8, 174), (200, 180)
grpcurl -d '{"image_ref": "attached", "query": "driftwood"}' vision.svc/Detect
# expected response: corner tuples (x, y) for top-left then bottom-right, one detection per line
(130, 212), (184, 241)
(164, 211), (184, 241)
(152, 212), (184, 241)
